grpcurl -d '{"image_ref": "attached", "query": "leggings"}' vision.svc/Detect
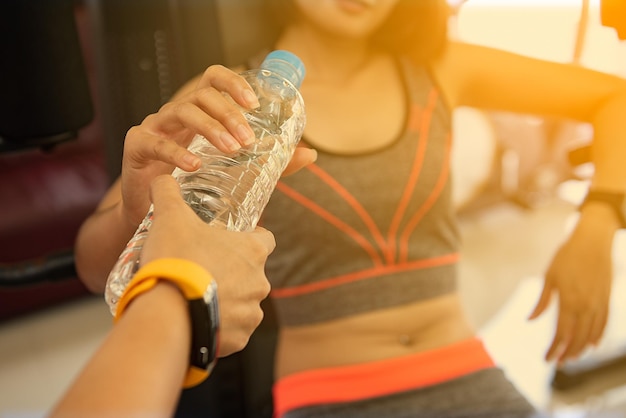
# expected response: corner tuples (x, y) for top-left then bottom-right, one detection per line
(274, 338), (538, 418)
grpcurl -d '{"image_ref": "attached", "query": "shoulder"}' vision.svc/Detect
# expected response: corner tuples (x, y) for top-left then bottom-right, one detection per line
(427, 40), (504, 109)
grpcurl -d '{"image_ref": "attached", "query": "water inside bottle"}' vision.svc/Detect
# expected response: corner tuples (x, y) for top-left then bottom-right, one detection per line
(175, 130), (288, 231)
(104, 211), (153, 313)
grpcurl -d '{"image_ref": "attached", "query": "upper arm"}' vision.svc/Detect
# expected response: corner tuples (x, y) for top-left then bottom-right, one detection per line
(431, 41), (626, 122)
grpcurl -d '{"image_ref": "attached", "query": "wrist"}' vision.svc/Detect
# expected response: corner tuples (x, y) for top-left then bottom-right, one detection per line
(579, 188), (626, 231)
(115, 258), (220, 388)
(127, 281), (188, 316)
(576, 203), (621, 237)
(114, 200), (146, 236)
(123, 281), (192, 346)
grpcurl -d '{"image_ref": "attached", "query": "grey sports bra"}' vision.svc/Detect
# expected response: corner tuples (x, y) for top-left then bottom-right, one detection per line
(260, 55), (459, 326)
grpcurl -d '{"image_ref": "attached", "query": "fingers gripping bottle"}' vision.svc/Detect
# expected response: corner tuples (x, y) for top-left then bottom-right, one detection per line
(104, 50), (306, 314)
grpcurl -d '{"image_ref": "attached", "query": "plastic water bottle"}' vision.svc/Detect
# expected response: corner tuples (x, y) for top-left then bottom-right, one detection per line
(104, 50), (306, 314)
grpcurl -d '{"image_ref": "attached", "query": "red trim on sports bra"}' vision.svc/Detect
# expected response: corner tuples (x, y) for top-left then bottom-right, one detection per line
(273, 337), (495, 418)
(275, 182), (384, 266)
(385, 88), (438, 264)
(305, 163), (389, 256)
(399, 131), (451, 263)
(270, 252), (458, 298)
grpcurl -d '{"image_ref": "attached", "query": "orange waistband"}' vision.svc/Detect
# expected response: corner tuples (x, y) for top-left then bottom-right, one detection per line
(273, 337), (495, 418)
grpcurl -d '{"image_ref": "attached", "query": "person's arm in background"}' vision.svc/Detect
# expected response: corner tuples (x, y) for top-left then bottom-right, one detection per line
(51, 174), (276, 417)
(432, 40), (626, 363)
(75, 65), (316, 293)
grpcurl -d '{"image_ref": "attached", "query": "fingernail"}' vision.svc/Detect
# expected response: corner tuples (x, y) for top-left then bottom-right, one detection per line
(183, 154), (201, 169)
(243, 89), (260, 108)
(237, 124), (255, 145)
(220, 132), (240, 152)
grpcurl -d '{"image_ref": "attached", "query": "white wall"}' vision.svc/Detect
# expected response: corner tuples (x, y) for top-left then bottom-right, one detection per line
(455, 0), (626, 75)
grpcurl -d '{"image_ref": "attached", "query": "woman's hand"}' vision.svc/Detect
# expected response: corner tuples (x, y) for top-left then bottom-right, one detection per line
(74, 64), (315, 293)
(528, 205), (617, 364)
(119, 65), (261, 225)
(141, 175), (276, 355)
(119, 64), (316, 226)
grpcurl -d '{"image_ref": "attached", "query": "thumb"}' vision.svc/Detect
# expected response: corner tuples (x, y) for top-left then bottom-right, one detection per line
(149, 175), (186, 216)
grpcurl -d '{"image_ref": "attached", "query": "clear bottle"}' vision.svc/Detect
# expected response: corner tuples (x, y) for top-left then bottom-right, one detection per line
(104, 50), (306, 315)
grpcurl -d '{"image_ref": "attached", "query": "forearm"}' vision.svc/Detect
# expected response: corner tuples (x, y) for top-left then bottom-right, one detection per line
(590, 90), (626, 191)
(74, 201), (139, 293)
(50, 282), (190, 417)
(574, 90), (626, 233)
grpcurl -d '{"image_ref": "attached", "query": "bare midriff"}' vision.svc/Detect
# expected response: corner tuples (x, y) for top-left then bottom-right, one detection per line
(275, 292), (475, 378)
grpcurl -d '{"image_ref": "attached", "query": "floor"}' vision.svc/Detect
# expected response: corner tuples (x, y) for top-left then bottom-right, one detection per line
(1, 195), (625, 417)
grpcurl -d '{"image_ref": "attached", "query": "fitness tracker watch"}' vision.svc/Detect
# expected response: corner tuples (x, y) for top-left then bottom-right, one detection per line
(115, 258), (220, 388)
(580, 189), (626, 229)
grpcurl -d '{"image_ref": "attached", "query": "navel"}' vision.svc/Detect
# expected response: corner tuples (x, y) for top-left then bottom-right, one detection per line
(398, 334), (413, 346)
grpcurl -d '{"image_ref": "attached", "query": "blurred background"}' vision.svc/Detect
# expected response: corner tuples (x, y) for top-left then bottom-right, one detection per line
(1, 0), (626, 416)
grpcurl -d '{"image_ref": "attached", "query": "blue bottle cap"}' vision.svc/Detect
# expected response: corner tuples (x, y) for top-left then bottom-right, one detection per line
(260, 50), (306, 89)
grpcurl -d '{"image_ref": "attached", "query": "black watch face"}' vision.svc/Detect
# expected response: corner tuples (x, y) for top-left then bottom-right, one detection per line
(188, 285), (219, 371)
(205, 283), (220, 363)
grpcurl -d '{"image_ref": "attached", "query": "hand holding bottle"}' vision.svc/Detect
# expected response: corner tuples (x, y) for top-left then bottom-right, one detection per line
(119, 64), (315, 227)
(104, 51), (310, 314)
(142, 175), (275, 356)
(75, 58), (314, 295)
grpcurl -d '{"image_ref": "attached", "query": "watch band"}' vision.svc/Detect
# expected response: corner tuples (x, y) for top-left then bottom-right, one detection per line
(580, 189), (626, 229)
(114, 258), (220, 388)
